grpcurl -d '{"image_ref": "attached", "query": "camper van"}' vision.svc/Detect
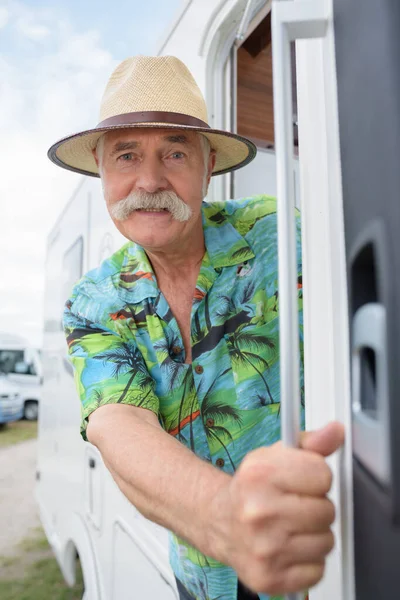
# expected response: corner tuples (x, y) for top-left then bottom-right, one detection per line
(0, 333), (42, 420)
(36, 0), (400, 599)
(0, 376), (23, 425)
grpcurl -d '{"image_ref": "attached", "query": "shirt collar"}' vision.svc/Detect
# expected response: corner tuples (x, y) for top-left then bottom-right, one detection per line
(202, 201), (255, 268)
(117, 243), (158, 304)
(117, 201), (255, 304)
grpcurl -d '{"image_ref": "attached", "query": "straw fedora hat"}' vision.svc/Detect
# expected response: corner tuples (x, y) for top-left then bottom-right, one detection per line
(48, 55), (257, 177)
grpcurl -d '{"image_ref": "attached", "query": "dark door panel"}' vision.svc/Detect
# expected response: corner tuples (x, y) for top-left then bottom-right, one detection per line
(334, 1), (400, 597)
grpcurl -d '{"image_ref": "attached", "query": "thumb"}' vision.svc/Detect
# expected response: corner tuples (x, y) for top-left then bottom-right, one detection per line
(300, 421), (345, 457)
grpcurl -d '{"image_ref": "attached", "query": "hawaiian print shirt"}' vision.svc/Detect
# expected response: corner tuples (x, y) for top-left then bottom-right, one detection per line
(63, 195), (305, 600)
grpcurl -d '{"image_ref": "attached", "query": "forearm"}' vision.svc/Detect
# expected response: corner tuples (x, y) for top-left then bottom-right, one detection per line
(87, 404), (230, 558)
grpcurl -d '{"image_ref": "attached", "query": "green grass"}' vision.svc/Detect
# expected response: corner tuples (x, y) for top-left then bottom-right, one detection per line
(0, 556), (19, 570)
(0, 557), (84, 600)
(17, 528), (50, 553)
(0, 421), (38, 447)
(0, 529), (84, 600)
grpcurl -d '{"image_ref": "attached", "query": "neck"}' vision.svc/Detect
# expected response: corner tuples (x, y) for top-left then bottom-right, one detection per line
(145, 223), (205, 282)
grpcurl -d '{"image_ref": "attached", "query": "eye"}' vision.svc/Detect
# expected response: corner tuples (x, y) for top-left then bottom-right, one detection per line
(170, 151), (185, 160)
(118, 153), (134, 161)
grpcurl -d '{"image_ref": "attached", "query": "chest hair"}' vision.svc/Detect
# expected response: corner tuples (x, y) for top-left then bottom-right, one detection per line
(158, 277), (198, 364)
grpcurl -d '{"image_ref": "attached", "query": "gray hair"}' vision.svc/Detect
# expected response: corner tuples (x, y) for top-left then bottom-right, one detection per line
(95, 134), (105, 165)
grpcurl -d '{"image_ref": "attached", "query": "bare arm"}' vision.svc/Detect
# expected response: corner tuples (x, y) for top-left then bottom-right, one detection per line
(87, 403), (230, 558)
(88, 404), (344, 595)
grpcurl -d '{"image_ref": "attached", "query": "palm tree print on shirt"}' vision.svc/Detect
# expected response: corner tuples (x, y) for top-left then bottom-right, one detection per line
(227, 326), (277, 404)
(197, 366), (242, 471)
(95, 342), (154, 406)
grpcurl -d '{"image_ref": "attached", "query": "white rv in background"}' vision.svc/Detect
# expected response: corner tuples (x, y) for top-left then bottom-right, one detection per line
(37, 1), (354, 599)
(0, 332), (42, 420)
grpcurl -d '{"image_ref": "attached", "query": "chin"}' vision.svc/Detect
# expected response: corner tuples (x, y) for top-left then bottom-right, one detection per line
(122, 227), (177, 250)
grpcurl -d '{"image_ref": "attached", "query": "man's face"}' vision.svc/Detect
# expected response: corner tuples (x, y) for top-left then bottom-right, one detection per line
(94, 128), (216, 252)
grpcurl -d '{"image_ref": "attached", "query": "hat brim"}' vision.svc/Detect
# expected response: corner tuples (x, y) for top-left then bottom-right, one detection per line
(48, 122), (257, 177)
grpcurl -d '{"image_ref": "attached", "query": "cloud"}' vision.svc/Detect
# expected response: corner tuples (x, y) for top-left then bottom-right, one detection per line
(16, 18), (50, 41)
(0, 6), (9, 29)
(0, 0), (180, 347)
(0, 2), (117, 346)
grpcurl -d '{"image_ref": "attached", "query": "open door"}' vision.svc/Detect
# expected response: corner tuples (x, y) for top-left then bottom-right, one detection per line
(233, 9), (300, 206)
(334, 1), (400, 597)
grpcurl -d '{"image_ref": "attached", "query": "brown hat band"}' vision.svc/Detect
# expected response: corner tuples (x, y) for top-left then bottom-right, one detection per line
(97, 111), (210, 130)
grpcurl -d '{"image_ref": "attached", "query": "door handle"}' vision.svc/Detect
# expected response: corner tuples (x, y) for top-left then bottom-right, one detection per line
(352, 303), (391, 486)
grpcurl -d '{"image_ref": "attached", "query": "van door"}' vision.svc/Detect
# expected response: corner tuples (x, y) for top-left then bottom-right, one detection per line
(334, 1), (400, 597)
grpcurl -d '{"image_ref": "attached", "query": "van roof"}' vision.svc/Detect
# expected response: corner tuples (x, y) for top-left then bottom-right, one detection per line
(0, 333), (28, 349)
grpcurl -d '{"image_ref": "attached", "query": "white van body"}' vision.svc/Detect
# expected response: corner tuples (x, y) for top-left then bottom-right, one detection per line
(36, 1), (354, 599)
(0, 375), (24, 424)
(0, 332), (42, 420)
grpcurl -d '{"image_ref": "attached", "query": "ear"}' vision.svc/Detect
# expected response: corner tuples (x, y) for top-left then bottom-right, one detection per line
(207, 150), (217, 181)
(92, 147), (100, 168)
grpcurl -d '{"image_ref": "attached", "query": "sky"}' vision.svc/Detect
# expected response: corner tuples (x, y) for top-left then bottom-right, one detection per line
(0, 0), (182, 347)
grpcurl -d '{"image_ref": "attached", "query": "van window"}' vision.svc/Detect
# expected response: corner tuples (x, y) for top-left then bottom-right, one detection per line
(0, 350), (36, 375)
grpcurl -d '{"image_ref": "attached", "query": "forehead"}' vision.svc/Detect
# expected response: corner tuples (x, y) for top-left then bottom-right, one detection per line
(102, 127), (201, 151)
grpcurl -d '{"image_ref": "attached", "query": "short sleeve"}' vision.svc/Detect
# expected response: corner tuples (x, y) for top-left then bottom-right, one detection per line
(63, 300), (159, 441)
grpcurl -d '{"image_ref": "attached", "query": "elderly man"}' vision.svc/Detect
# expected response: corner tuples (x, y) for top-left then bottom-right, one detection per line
(49, 56), (343, 600)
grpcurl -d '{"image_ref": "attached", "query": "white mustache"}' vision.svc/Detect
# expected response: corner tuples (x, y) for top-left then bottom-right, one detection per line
(109, 190), (193, 222)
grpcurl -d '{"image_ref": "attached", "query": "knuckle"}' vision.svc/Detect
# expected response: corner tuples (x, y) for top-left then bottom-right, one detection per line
(307, 454), (332, 493)
(324, 499), (336, 525)
(326, 530), (335, 554)
(240, 452), (278, 482)
(309, 562), (326, 587)
(320, 465), (333, 493)
(250, 565), (283, 595)
(252, 536), (284, 563)
(238, 497), (279, 529)
(263, 575), (285, 596)
(285, 562), (326, 594)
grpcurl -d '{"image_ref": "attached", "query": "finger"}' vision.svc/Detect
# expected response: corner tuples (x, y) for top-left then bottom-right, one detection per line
(267, 449), (333, 496)
(283, 531), (335, 565)
(241, 444), (333, 497)
(251, 531), (334, 572)
(300, 422), (345, 457)
(262, 562), (325, 596)
(246, 495), (335, 536)
(281, 495), (335, 533)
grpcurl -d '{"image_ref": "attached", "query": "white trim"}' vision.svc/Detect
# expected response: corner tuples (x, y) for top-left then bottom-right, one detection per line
(239, 0), (272, 44)
(199, 0), (229, 57)
(156, 0), (194, 56)
(202, 0), (271, 201)
(295, 0), (355, 597)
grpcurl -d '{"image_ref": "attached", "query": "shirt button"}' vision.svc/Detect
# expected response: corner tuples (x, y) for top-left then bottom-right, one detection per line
(194, 365), (204, 374)
(205, 418), (214, 427)
(216, 458), (225, 468)
(172, 346), (182, 355)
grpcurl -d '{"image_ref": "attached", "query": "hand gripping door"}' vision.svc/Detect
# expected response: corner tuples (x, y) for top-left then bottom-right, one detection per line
(269, 2), (329, 600)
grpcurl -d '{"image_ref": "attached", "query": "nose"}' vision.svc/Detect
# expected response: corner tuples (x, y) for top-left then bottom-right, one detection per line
(134, 155), (168, 194)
